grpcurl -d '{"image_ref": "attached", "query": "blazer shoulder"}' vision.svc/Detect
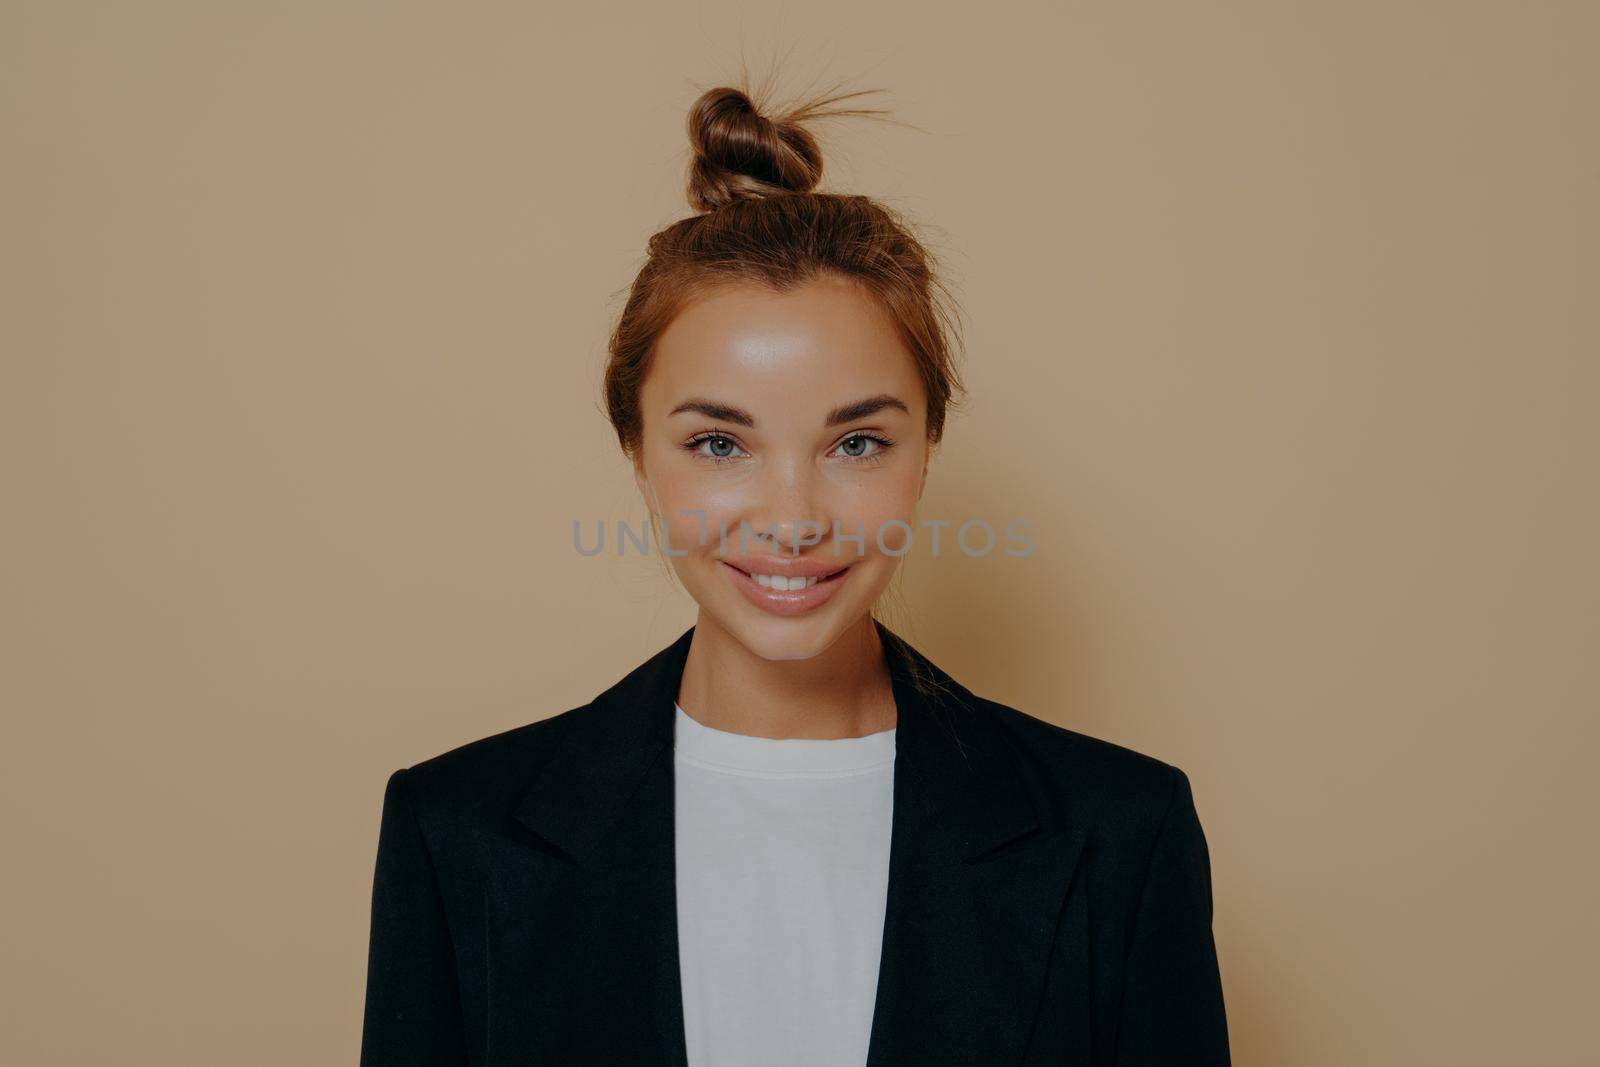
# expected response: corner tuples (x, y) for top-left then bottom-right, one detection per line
(974, 695), (1190, 833)
(394, 702), (589, 818)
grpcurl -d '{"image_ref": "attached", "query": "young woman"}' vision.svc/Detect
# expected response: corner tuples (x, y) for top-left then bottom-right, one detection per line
(361, 84), (1231, 1067)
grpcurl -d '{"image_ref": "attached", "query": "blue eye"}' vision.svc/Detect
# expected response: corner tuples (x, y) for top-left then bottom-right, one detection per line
(833, 433), (894, 465)
(684, 433), (748, 464)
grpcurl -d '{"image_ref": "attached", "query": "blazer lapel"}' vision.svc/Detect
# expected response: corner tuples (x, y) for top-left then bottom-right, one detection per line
(489, 620), (1087, 1066)
(863, 625), (1089, 1066)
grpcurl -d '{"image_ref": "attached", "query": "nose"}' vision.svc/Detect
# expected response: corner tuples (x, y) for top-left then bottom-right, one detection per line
(743, 458), (829, 555)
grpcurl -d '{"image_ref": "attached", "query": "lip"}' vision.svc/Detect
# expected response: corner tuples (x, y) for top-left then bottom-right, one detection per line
(718, 554), (856, 580)
(720, 559), (852, 617)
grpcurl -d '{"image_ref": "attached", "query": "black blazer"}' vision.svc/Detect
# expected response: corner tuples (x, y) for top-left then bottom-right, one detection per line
(360, 620), (1230, 1065)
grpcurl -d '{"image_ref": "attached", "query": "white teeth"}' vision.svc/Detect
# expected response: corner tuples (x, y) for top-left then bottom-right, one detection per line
(753, 573), (819, 591)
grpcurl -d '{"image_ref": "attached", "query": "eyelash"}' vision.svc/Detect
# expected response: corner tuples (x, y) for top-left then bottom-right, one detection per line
(681, 431), (896, 467)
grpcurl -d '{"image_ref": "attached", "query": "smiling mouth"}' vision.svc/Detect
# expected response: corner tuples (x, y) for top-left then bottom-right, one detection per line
(721, 562), (851, 590)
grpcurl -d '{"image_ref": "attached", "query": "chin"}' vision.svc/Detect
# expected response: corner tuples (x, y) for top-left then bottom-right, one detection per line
(715, 606), (854, 663)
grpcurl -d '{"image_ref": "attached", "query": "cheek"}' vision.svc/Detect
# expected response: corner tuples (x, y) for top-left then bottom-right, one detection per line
(834, 473), (922, 558)
(648, 475), (746, 554)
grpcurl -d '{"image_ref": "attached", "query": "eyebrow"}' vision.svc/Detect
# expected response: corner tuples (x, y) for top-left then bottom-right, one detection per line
(667, 393), (911, 428)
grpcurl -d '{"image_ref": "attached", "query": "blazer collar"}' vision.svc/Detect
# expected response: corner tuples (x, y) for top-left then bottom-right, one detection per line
(498, 619), (1088, 1066)
(513, 617), (1039, 872)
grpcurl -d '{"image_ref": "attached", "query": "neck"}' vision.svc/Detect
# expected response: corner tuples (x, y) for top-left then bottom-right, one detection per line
(676, 613), (897, 740)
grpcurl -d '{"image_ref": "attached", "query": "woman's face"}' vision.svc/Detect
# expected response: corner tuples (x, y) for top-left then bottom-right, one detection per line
(633, 275), (929, 662)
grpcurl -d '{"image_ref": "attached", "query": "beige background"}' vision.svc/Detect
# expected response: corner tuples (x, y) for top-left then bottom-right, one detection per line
(2, 2), (1594, 1063)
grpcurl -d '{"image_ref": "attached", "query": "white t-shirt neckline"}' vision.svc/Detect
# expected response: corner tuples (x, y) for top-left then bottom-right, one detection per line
(673, 703), (896, 780)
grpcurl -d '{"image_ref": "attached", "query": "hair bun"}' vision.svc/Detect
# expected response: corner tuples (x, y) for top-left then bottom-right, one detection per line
(686, 87), (825, 212)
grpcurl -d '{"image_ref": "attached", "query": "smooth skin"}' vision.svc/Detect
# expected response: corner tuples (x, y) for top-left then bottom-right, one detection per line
(631, 274), (929, 741)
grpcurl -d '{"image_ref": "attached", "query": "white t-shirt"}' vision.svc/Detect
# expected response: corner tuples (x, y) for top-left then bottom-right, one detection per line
(672, 702), (896, 1067)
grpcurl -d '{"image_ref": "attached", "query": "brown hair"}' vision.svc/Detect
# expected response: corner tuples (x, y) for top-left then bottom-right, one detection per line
(603, 81), (967, 461)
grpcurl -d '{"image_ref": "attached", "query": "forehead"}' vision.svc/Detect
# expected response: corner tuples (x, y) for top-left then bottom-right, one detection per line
(646, 277), (922, 405)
